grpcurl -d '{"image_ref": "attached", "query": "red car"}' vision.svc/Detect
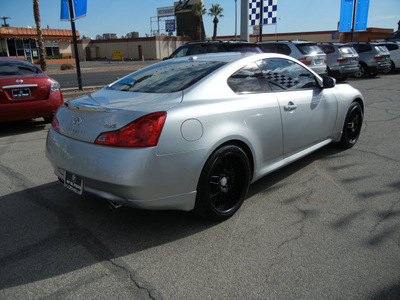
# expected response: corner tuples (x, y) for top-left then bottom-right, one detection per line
(0, 57), (63, 122)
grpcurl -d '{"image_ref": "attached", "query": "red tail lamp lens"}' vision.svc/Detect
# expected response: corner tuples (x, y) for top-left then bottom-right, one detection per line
(95, 111), (167, 147)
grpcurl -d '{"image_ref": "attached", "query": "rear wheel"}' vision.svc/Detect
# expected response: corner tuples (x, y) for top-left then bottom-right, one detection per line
(382, 61), (394, 74)
(43, 113), (55, 123)
(354, 63), (367, 78)
(194, 145), (250, 221)
(338, 102), (363, 149)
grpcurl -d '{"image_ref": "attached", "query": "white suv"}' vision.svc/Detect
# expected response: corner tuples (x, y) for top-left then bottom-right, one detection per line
(378, 41), (400, 73)
(257, 40), (327, 75)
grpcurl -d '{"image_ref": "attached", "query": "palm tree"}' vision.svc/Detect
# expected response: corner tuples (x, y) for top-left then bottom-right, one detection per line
(209, 4), (224, 40)
(192, 1), (206, 40)
(33, 0), (47, 71)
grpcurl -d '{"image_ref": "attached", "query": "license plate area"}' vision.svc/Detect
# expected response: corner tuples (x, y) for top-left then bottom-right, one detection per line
(12, 88), (31, 99)
(64, 171), (83, 195)
(314, 59), (323, 65)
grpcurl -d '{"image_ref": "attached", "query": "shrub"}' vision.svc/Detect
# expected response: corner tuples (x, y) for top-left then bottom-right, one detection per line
(60, 63), (74, 70)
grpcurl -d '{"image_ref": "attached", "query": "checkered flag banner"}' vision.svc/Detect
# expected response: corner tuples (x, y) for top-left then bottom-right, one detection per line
(249, 0), (278, 26)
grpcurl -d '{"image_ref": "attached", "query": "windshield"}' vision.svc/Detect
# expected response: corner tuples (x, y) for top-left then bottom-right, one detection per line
(108, 60), (226, 93)
(0, 60), (42, 76)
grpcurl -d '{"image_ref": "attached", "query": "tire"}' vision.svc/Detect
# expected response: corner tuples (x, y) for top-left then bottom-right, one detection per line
(43, 113), (55, 123)
(354, 63), (367, 78)
(382, 61), (394, 74)
(194, 145), (251, 221)
(338, 102), (363, 149)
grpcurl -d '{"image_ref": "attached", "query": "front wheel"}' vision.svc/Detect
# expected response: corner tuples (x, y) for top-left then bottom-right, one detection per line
(194, 145), (251, 221)
(338, 102), (363, 149)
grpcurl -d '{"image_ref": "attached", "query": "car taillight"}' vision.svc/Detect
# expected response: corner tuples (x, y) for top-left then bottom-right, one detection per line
(374, 55), (383, 60)
(95, 111), (167, 147)
(337, 57), (348, 64)
(299, 57), (312, 65)
(51, 115), (60, 133)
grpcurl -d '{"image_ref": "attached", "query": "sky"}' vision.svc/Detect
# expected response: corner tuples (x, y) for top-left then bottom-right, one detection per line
(1, 0), (399, 39)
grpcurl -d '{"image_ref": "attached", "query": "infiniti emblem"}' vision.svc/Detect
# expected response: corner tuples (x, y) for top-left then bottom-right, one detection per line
(71, 116), (82, 125)
(16, 79), (23, 84)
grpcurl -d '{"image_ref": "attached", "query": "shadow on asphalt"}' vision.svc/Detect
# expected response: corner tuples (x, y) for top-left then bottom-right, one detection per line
(0, 143), (398, 296)
(0, 119), (49, 137)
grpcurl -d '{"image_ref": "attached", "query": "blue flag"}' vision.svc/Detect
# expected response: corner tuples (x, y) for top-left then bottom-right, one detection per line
(339, 0), (353, 32)
(354, 0), (369, 31)
(61, 0), (87, 21)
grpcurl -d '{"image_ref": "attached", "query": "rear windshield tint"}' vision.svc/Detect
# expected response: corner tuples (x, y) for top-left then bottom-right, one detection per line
(108, 60), (225, 93)
(339, 46), (356, 55)
(296, 44), (324, 55)
(0, 60), (42, 75)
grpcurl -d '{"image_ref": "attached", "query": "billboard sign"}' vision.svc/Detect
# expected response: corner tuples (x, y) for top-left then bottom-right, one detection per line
(166, 20), (176, 32)
(158, 6), (175, 18)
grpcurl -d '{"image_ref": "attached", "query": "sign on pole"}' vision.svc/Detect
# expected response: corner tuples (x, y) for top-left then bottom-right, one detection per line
(157, 6), (174, 18)
(165, 20), (176, 33)
(61, 0), (87, 21)
(249, 0), (277, 26)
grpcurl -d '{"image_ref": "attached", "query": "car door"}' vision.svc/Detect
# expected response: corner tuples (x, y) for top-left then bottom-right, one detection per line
(257, 58), (338, 157)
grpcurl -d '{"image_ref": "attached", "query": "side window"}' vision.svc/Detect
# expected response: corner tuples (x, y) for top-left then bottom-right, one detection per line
(257, 58), (318, 91)
(227, 63), (270, 94)
(186, 44), (206, 55)
(321, 45), (335, 54)
(172, 46), (189, 58)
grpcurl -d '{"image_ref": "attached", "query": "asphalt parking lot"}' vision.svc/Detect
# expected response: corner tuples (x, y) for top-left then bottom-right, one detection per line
(0, 73), (399, 299)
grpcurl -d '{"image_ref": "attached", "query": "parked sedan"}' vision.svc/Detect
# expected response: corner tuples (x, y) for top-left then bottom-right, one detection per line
(0, 57), (63, 122)
(46, 53), (364, 220)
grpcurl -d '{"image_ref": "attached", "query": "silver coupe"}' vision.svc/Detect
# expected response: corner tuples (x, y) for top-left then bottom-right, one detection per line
(46, 52), (364, 220)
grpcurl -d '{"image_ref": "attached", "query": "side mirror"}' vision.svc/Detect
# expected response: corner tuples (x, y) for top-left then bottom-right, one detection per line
(323, 76), (336, 88)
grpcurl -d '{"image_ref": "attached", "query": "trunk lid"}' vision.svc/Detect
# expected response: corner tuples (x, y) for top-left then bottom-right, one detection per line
(56, 88), (183, 143)
(0, 74), (51, 104)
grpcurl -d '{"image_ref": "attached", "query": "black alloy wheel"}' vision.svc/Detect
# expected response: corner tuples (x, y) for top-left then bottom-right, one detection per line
(338, 102), (363, 149)
(195, 145), (251, 221)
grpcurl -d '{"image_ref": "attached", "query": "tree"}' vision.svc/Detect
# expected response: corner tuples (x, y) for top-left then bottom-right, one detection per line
(191, 1), (206, 40)
(209, 4), (224, 40)
(33, 0), (47, 71)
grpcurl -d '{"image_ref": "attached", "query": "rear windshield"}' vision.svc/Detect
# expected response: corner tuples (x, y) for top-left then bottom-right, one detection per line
(296, 44), (324, 55)
(0, 60), (42, 76)
(108, 60), (225, 93)
(339, 46), (357, 55)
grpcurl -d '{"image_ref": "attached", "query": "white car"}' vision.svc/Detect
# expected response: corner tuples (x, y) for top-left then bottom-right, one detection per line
(46, 53), (364, 220)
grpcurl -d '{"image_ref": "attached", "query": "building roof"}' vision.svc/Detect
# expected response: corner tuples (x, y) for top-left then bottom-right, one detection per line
(0, 26), (79, 39)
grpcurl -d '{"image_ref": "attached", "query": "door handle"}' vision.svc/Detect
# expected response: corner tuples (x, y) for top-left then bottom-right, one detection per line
(284, 102), (297, 111)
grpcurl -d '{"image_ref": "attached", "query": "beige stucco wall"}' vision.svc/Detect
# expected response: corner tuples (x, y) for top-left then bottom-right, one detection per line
(77, 36), (191, 61)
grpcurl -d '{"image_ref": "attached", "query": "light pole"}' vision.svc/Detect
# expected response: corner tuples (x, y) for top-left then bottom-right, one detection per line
(234, 0), (237, 40)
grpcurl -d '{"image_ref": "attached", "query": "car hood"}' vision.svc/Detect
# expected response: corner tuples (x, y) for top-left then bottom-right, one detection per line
(56, 88), (182, 143)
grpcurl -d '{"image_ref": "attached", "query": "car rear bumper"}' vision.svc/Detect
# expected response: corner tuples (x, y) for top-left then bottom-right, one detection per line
(46, 127), (203, 211)
(0, 91), (63, 122)
(329, 65), (360, 77)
